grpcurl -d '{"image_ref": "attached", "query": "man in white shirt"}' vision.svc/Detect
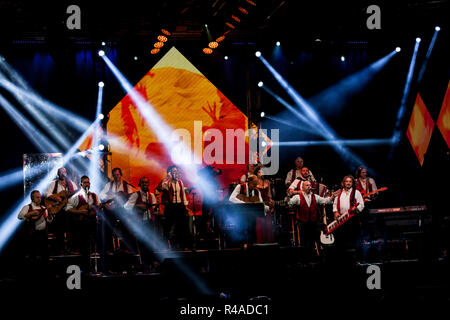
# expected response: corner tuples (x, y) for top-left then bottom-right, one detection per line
(18, 190), (52, 261)
(287, 181), (333, 253)
(66, 175), (100, 258)
(100, 167), (132, 205)
(157, 166), (189, 249)
(44, 167), (78, 254)
(332, 175), (365, 253)
(285, 157), (316, 187)
(287, 166), (314, 196)
(354, 166), (378, 202)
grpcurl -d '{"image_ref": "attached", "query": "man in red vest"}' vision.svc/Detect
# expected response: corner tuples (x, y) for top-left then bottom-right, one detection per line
(288, 180), (333, 256)
(157, 166), (189, 249)
(66, 176), (100, 262)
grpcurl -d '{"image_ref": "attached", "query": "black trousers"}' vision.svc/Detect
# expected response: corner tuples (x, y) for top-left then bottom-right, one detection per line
(164, 203), (189, 248)
(298, 221), (320, 252)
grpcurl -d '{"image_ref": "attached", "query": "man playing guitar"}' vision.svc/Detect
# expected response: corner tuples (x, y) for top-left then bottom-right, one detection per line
(43, 167), (77, 254)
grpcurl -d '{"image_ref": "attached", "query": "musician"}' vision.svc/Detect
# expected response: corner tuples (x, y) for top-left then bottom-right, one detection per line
(287, 181), (333, 256)
(229, 174), (270, 213)
(99, 167), (132, 253)
(18, 190), (53, 263)
(124, 176), (159, 270)
(157, 166), (189, 249)
(354, 166), (378, 202)
(240, 163), (259, 183)
(255, 167), (275, 243)
(124, 176), (157, 222)
(43, 167), (78, 254)
(332, 175), (365, 252)
(66, 176), (100, 261)
(285, 157), (316, 187)
(99, 167), (132, 202)
(287, 166), (313, 196)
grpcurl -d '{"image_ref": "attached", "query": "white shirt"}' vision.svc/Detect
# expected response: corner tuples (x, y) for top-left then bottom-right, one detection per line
(124, 190), (157, 221)
(288, 178), (307, 193)
(18, 202), (52, 231)
(285, 169), (316, 185)
(333, 188), (364, 215)
(44, 179), (77, 198)
(161, 179), (189, 206)
(229, 184), (270, 214)
(66, 189), (99, 211)
(358, 178), (377, 192)
(100, 180), (129, 200)
(288, 192), (332, 207)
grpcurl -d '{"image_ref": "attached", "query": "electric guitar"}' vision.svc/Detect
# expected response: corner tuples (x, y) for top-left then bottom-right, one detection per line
(326, 202), (360, 235)
(360, 187), (388, 202)
(320, 206), (335, 245)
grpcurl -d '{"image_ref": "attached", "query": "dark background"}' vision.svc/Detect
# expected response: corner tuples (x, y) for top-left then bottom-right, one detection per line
(0, 1), (448, 258)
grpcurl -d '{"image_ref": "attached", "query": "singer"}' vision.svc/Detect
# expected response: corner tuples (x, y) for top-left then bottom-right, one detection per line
(66, 175), (100, 263)
(157, 165), (189, 249)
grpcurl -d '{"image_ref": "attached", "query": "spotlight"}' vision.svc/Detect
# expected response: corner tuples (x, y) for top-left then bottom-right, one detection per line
(395, 47), (401, 52)
(101, 42), (106, 46)
(98, 144), (105, 151)
(260, 111), (265, 117)
(255, 51), (261, 57)
(276, 41), (280, 46)
(98, 113), (104, 120)
(98, 50), (105, 57)
(261, 141), (267, 147)
(224, 56), (229, 60)
(340, 56), (345, 62)
(98, 81), (104, 87)
(205, 24), (208, 28)
(416, 37), (421, 43)
(258, 81), (264, 87)
(435, 26), (440, 31)
(134, 56), (138, 61)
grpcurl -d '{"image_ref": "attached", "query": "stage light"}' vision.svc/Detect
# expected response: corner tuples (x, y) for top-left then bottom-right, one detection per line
(98, 81), (104, 87)
(161, 29), (171, 36)
(157, 35), (168, 42)
(258, 81), (264, 87)
(238, 7), (248, 15)
(154, 42), (164, 49)
(98, 50), (105, 57)
(390, 38), (421, 156)
(225, 22), (235, 29)
(232, 15), (241, 23)
(98, 113), (104, 120)
(151, 48), (160, 54)
(396, 47), (401, 52)
(261, 141), (267, 147)
(435, 26), (440, 31)
(216, 35), (226, 42)
(255, 51), (261, 57)
(205, 24), (208, 28)
(340, 56), (345, 62)
(276, 41), (280, 46)
(98, 144), (105, 151)
(416, 37), (421, 43)
(203, 48), (213, 54)
(260, 111), (265, 117)
(224, 56), (229, 60)
(208, 41), (219, 49)
(101, 42), (106, 46)
(134, 56), (138, 61)
(257, 55), (366, 167)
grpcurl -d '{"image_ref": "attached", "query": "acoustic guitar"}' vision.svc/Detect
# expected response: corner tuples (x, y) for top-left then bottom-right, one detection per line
(44, 190), (75, 215)
(103, 191), (130, 210)
(27, 203), (57, 221)
(77, 199), (114, 222)
(236, 193), (261, 203)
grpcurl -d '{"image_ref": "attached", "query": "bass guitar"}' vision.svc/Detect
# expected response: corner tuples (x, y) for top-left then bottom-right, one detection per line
(360, 187), (387, 202)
